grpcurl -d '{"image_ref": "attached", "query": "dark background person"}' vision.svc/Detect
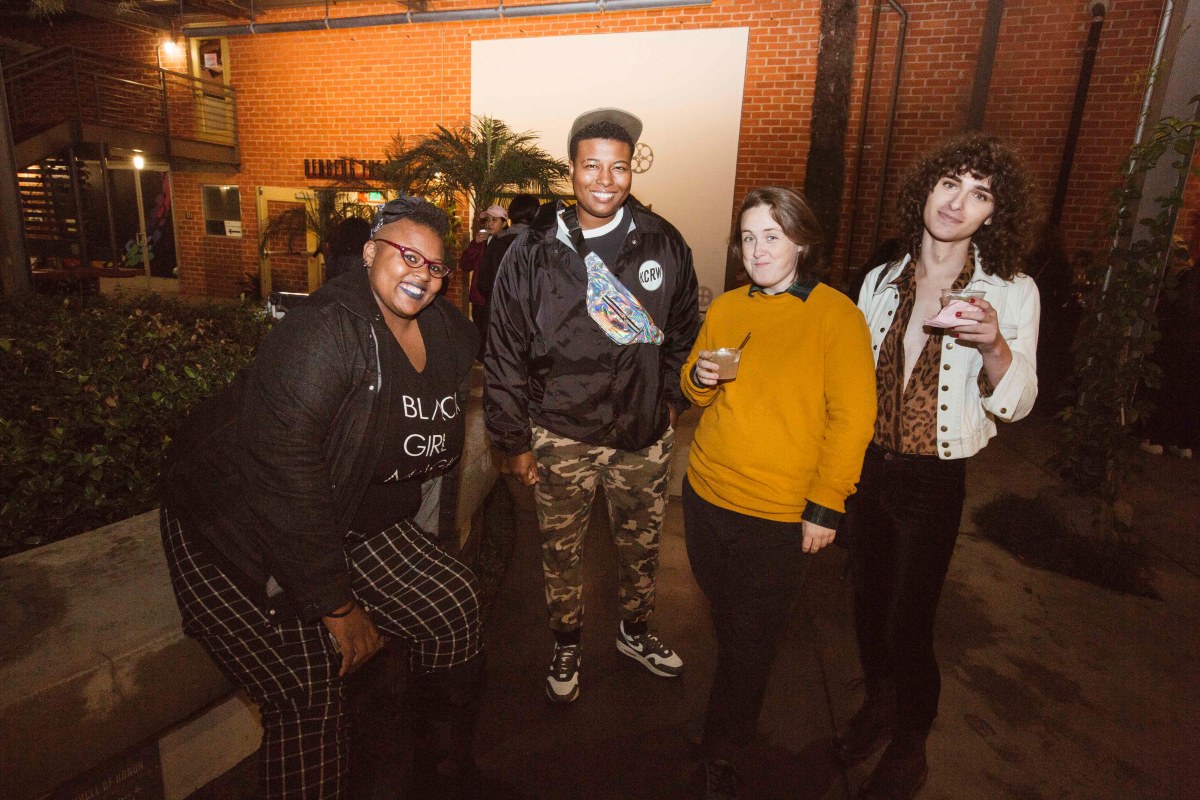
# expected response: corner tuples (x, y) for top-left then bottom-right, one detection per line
(473, 194), (541, 360)
(1140, 241), (1199, 459)
(324, 215), (372, 283)
(1026, 224), (1079, 412)
(484, 107), (700, 706)
(842, 135), (1039, 800)
(845, 237), (905, 305)
(158, 197), (489, 799)
(681, 186), (876, 798)
(464, 204), (509, 340)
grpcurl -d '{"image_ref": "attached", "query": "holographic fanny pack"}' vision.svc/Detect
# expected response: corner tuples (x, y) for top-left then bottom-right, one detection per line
(583, 250), (663, 346)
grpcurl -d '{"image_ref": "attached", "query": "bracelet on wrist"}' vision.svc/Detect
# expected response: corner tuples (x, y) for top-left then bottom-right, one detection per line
(324, 602), (356, 619)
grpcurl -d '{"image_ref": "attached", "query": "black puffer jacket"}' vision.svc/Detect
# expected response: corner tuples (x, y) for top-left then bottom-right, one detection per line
(483, 197), (700, 455)
(159, 266), (477, 622)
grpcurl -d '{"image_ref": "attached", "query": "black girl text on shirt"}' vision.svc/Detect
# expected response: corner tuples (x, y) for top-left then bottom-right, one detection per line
(383, 391), (463, 481)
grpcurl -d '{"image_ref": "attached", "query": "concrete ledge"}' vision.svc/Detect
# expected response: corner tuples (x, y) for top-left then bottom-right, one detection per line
(0, 511), (231, 798)
(0, 400), (497, 799)
(99, 276), (182, 295)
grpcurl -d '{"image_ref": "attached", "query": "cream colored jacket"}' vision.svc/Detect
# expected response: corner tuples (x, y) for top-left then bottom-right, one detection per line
(857, 253), (1040, 460)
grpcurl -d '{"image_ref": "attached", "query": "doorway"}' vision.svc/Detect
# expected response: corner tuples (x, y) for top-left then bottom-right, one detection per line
(256, 187), (387, 297)
(189, 37), (234, 143)
(256, 187), (320, 297)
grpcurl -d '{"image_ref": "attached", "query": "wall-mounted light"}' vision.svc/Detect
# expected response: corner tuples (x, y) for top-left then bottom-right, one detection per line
(130, 152), (149, 276)
(161, 39), (183, 58)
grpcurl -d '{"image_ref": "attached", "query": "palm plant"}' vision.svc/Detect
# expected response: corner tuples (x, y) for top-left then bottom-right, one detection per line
(383, 116), (568, 226)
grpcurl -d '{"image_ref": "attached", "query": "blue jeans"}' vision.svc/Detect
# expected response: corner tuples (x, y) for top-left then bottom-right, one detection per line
(844, 443), (966, 734)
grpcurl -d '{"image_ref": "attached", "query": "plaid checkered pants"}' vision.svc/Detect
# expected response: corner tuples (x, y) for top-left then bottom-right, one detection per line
(160, 507), (481, 799)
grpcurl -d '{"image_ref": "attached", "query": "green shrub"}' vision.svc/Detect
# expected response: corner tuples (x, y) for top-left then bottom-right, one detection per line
(0, 293), (272, 554)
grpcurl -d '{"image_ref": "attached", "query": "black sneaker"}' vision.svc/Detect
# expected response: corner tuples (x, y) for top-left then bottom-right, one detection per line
(859, 730), (928, 800)
(545, 643), (581, 704)
(703, 759), (739, 800)
(616, 622), (684, 677)
(833, 695), (896, 765)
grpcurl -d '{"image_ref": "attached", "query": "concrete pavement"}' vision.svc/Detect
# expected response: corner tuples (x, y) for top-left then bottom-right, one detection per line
(471, 409), (1200, 799)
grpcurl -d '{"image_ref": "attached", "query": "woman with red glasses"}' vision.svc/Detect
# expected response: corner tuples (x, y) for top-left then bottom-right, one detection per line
(158, 197), (494, 799)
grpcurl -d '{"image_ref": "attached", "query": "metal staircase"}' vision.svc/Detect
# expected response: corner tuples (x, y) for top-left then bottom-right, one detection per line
(4, 45), (240, 170)
(3, 45), (240, 275)
(18, 158), (81, 259)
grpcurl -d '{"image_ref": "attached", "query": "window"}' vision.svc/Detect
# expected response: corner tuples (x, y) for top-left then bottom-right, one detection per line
(202, 185), (241, 237)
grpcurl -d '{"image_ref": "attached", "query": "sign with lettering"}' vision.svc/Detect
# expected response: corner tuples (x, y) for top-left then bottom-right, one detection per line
(303, 158), (385, 180)
(43, 741), (164, 800)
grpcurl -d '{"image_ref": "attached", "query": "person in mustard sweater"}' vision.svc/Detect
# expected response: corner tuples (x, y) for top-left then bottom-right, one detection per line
(680, 186), (876, 799)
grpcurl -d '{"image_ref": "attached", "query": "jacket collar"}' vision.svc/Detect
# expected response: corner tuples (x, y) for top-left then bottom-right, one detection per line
(871, 244), (1005, 296)
(747, 276), (816, 301)
(538, 195), (659, 249)
(322, 259), (382, 322)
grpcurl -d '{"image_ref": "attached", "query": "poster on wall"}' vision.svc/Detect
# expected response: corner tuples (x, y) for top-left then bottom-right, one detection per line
(472, 27), (750, 309)
(111, 170), (178, 278)
(141, 170), (178, 278)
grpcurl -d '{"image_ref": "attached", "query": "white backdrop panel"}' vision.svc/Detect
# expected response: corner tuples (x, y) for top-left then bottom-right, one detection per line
(471, 27), (750, 307)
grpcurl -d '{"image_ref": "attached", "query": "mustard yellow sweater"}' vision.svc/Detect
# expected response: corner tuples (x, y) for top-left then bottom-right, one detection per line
(681, 283), (877, 523)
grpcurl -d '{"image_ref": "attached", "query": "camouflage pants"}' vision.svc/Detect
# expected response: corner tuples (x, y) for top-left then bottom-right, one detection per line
(531, 424), (675, 632)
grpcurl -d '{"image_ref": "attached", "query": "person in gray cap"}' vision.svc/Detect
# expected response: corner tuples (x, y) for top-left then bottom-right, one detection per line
(484, 108), (700, 704)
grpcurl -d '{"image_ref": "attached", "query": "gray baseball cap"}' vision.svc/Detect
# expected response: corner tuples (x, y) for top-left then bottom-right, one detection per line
(568, 107), (643, 150)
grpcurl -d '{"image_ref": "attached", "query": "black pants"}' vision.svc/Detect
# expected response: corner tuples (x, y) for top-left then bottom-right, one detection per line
(844, 443), (966, 734)
(683, 478), (807, 762)
(471, 304), (488, 361)
(1144, 350), (1200, 449)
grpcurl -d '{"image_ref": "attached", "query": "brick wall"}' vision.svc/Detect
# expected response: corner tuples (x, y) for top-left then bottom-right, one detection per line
(6, 0), (1194, 299)
(15, 16), (167, 67)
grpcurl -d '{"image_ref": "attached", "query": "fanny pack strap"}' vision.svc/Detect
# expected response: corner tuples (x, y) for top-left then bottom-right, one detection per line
(561, 205), (662, 346)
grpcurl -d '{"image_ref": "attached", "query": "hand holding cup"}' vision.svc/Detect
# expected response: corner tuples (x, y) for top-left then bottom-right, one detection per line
(925, 290), (987, 329)
(940, 289), (986, 308)
(693, 345), (744, 387)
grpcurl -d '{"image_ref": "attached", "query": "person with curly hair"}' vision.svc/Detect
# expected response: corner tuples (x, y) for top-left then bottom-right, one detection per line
(836, 134), (1041, 799)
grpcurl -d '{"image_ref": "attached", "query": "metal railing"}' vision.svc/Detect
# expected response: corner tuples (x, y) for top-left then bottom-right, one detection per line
(3, 45), (237, 152)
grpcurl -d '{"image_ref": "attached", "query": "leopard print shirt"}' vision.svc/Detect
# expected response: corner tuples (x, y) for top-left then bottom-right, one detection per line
(873, 258), (974, 454)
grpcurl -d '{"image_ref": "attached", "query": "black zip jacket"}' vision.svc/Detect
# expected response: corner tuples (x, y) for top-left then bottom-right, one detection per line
(478, 222), (530, 303)
(159, 266), (477, 622)
(483, 197), (700, 455)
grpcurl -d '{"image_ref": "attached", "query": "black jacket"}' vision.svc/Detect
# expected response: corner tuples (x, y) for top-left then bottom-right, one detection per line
(483, 197), (699, 455)
(477, 222), (530, 304)
(159, 266), (478, 622)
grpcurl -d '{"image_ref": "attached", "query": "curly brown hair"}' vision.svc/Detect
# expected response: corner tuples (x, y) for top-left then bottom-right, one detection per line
(895, 133), (1034, 280)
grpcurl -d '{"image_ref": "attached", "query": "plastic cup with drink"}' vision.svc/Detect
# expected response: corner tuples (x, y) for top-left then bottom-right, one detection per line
(940, 289), (986, 308)
(709, 331), (751, 381)
(710, 347), (742, 380)
(923, 289), (987, 329)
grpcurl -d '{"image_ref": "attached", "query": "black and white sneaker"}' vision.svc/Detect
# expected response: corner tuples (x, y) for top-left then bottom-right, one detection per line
(616, 621), (684, 677)
(545, 643), (581, 704)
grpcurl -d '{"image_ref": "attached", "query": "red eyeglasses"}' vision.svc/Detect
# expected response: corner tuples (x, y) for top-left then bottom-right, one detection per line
(372, 238), (453, 278)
